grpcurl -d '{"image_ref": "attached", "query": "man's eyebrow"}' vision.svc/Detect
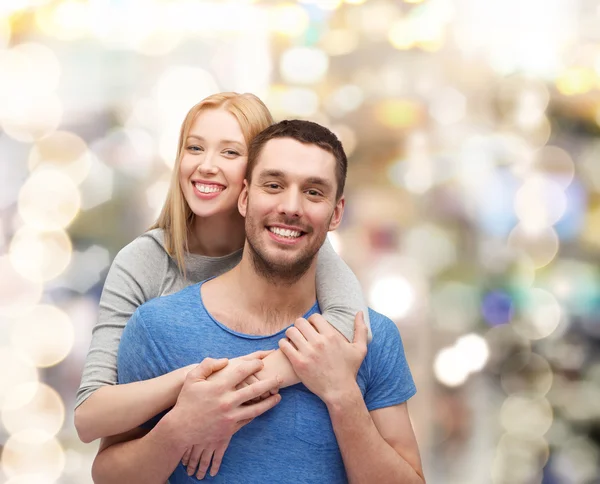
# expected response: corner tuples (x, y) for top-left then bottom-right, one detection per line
(305, 177), (333, 190)
(257, 169), (285, 180)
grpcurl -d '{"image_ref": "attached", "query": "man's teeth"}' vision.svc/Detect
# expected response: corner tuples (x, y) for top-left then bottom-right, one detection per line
(269, 227), (301, 238)
(194, 183), (224, 193)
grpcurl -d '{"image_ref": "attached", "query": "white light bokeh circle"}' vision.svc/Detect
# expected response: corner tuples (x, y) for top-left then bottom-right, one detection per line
(9, 227), (72, 282)
(514, 176), (567, 231)
(507, 224), (559, 269)
(11, 304), (74, 368)
(280, 47), (329, 85)
(512, 288), (562, 340)
(28, 131), (92, 185)
(455, 333), (490, 372)
(269, 4), (310, 37)
(0, 348), (38, 407)
(0, 256), (43, 318)
(500, 394), (553, 438)
(2, 429), (65, 481)
(18, 168), (81, 230)
(2, 382), (65, 437)
(368, 275), (415, 320)
(434, 346), (470, 387)
(1, 93), (63, 143)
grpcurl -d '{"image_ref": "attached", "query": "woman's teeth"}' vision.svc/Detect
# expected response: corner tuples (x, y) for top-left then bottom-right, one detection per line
(269, 227), (301, 238)
(194, 182), (224, 193)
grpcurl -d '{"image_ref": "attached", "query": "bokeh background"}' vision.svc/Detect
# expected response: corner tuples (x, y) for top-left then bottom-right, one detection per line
(1, 0), (600, 483)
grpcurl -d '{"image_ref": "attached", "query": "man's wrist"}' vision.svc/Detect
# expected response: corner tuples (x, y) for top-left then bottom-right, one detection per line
(155, 409), (194, 454)
(323, 381), (363, 412)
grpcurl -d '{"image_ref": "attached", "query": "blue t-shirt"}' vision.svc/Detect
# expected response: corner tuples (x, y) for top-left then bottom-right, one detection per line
(118, 282), (416, 484)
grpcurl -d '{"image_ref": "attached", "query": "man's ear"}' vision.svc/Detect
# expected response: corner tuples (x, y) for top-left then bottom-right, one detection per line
(238, 180), (249, 217)
(328, 196), (345, 231)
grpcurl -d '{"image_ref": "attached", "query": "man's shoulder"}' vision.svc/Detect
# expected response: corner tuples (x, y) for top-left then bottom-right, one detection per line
(366, 308), (401, 340)
(135, 283), (202, 324)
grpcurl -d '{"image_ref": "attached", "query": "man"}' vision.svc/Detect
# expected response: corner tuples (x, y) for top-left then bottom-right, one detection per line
(92, 120), (424, 483)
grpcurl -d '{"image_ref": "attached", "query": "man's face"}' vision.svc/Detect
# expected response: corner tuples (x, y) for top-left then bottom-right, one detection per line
(239, 137), (345, 282)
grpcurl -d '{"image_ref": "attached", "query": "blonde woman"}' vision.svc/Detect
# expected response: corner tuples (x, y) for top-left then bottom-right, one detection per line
(75, 92), (371, 479)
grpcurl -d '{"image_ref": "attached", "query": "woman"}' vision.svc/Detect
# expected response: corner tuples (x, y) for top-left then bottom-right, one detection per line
(75, 92), (371, 479)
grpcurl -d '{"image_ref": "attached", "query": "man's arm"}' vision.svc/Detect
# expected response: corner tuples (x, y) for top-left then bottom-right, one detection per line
(279, 312), (424, 484)
(326, 389), (424, 483)
(92, 358), (282, 484)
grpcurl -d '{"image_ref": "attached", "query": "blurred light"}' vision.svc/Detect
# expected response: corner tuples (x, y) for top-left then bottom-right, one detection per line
(0, 256), (43, 318)
(61, 245), (110, 293)
(0, 16), (11, 48)
(402, 224), (456, 276)
(529, 146), (575, 188)
(368, 275), (415, 320)
(146, 176), (171, 219)
(551, 436), (599, 484)
(512, 288), (562, 340)
(11, 304), (74, 368)
(269, 3), (310, 37)
(559, 382), (600, 422)
(429, 87), (466, 125)
(298, 0), (342, 10)
(273, 87), (320, 118)
(500, 394), (553, 438)
(1, 430), (65, 481)
(481, 290), (513, 326)
(320, 29), (359, 56)
(325, 124), (353, 157)
(492, 434), (549, 483)
(28, 131), (92, 186)
(498, 77), (550, 132)
(93, 128), (156, 179)
(78, 156), (114, 210)
(9, 227), (72, 283)
(18, 168), (81, 231)
(0, 348), (38, 406)
(280, 47), (329, 85)
(325, 85), (364, 117)
(12, 43), (61, 95)
(374, 99), (422, 129)
(1, 93), (63, 143)
(36, 1), (89, 41)
(456, 333), (489, 372)
(507, 224), (559, 269)
(500, 352), (553, 396)
(514, 176), (567, 232)
(388, 19), (415, 50)
(556, 67), (596, 95)
(434, 346), (470, 387)
(432, 282), (480, 332)
(327, 232), (342, 255)
(2, 383), (65, 437)
(345, 0), (367, 4)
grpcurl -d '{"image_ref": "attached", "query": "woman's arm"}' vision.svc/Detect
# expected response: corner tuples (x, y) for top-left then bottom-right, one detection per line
(316, 237), (372, 342)
(75, 234), (171, 442)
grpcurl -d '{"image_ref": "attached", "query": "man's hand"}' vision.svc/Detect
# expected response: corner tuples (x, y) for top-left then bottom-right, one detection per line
(168, 357), (282, 450)
(278, 311), (368, 405)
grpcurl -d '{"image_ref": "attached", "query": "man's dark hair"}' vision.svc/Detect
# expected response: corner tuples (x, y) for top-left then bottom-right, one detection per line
(246, 120), (348, 200)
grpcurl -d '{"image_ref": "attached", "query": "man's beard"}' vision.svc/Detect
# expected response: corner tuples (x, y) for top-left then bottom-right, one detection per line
(244, 210), (328, 286)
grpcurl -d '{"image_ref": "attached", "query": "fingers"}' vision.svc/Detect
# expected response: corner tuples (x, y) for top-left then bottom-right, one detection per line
(307, 313), (331, 334)
(196, 449), (213, 480)
(186, 445), (203, 476)
(181, 447), (191, 467)
(188, 358), (229, 382)
(285, 326), (310, 352)
(234, 376), (281, 406)
(292, 318), (320, 344)
(279, 337), (300, 363)
(353, 311), (369, 346)
(242, 349), (276, 360)
(235, 393), (281, 422)
(209, 440), (230, 477)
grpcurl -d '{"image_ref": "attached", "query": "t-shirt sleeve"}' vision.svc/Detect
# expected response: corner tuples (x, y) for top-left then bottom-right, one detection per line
(363, 313), (416, 412)
(315, 237), (373, 343)
(75, 234), (169, 409)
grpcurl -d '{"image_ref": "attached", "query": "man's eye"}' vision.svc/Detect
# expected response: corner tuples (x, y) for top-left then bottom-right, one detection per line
(307, 189), (321, 197)
(266, 183), (281, 190)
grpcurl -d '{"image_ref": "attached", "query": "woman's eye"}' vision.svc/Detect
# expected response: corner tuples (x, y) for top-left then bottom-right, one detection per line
(188, 145), (203, 152)
(223, 150), (240, 156)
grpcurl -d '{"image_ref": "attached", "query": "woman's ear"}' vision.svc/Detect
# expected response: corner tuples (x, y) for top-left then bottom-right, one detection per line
(238, 180), (249, 217)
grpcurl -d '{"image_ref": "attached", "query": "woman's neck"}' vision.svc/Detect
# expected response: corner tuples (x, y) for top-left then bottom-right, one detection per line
(187, 210), (246, 257)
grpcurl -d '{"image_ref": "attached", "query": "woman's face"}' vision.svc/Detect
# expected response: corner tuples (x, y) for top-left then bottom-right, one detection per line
(179, 108), (248, 219)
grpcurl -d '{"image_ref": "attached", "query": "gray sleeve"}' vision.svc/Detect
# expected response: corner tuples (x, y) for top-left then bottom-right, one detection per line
(315, 237), (373, 343)
(75, 235), (169, 409)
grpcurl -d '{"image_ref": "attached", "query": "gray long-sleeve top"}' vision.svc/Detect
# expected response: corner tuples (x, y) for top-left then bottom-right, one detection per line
(76, 228), (371, 409)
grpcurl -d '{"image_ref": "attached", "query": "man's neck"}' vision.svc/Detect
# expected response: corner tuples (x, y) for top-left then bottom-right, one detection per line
(188, 210), (245, 257)
(204, 250), (318, 334)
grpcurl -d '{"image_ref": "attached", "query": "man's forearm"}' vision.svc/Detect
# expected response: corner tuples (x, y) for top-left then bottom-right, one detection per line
(326, 386), (424, 484)
(92, 412), (187, 484)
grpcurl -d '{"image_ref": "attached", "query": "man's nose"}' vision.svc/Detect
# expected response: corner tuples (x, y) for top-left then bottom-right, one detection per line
(277, 189), (303, 217)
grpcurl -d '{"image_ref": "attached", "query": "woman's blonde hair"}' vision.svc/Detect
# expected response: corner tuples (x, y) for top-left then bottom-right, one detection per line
(150, 92), (274, 275)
